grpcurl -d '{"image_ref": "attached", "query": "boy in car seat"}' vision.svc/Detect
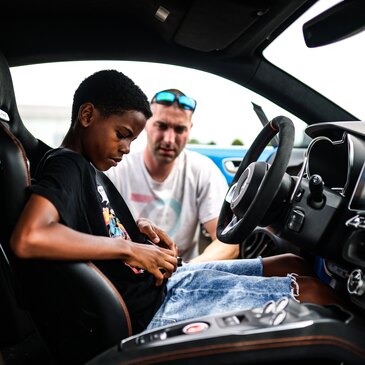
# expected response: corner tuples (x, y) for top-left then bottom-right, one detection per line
(10, 69), (342, 333)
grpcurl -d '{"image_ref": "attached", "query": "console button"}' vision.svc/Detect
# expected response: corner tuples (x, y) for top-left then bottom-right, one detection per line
(149, 332), (167, 341)
(136, 335), (148, 345)
(262, 300), (276, 314)
(182, 322), (209, 334)
(287, 209), (305, 232)
(271, 310), (287, 326)
(275, 297), (289, 312)
(223, 315), (240, 326)
(347, 269), (365, 296)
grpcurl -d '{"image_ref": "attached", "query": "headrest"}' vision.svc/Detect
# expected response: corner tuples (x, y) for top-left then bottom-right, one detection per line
(0, 51), (51, 175)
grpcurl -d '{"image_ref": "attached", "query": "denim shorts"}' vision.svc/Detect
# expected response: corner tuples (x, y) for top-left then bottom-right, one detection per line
(146, 258), (296, 330)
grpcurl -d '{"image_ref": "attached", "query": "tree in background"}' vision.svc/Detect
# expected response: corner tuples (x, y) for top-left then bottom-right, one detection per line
(188, 139), (217, 145)
(231, 139), (244, 146)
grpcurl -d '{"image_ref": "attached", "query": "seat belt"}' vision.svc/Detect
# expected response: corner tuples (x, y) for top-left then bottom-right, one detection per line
(95, 170), (145, 243)
(96, 169), (183, 266)
(252, 102), (279, 147)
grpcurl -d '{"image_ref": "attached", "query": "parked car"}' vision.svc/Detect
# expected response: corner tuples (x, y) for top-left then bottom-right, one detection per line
(1, 1), (365, 365)
(186, 144), (275, 184)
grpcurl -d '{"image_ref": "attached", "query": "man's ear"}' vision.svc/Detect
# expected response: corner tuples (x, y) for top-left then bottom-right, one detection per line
(79, 103), (94, 127)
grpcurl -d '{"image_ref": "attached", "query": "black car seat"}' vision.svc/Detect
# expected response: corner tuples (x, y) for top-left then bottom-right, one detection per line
(0, 53), (53, 364)
(0, 51), (132, 365)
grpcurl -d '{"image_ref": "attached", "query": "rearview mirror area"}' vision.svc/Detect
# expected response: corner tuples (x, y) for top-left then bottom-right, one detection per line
(303, 0), (365, 47)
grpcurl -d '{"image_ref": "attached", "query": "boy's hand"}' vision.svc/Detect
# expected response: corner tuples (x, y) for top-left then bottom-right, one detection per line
(136, 218), (179, 257)
(125, 241), (178, 286)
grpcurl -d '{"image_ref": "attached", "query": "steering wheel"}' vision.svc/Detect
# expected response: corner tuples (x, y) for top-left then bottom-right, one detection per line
(217, 116), (295, 243)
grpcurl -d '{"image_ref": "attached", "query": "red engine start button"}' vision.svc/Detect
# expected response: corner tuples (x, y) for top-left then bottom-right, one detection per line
(182, 322), (210, 334)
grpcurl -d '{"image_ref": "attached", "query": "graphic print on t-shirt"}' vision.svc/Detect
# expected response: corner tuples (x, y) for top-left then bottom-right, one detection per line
(98, 185), (130, 240)
(131, 193), (182, 236)
(97, 184), (144, 274)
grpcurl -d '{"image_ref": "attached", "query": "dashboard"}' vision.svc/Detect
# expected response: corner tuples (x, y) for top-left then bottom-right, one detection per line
(87, 120), (365, 365)
(278, 121), (365, 311)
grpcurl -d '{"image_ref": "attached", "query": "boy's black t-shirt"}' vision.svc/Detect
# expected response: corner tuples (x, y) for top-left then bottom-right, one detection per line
(30, 148), (166, 333)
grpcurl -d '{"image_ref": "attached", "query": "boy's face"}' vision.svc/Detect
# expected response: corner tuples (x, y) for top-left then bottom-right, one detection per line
(80, 103), (147, 171)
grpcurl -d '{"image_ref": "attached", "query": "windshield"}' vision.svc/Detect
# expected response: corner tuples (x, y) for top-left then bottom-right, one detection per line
(264, 0), (365, 120)
(11, 61), (308, 150)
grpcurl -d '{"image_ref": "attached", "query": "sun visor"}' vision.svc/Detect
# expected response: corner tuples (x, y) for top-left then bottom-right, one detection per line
(172, 0), (270, 52)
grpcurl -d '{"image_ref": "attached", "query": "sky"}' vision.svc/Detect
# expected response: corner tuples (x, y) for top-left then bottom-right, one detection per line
(264, 0), (365, 121)
(11, 60), (289, 150)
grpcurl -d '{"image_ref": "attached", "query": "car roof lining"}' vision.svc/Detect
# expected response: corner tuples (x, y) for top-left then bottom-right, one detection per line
(2, 0), (313, 65)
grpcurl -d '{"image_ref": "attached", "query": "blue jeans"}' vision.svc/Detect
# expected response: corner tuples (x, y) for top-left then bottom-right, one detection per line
(146, 258), (296, 330)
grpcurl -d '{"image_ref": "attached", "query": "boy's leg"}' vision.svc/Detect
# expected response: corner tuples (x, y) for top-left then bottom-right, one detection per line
(262, 253), (315, 277)
(296, 276), (348, 307)
(261, 255), (346, 305)
(147, 262), (346, 331)
(179, 257), (263, 276)
(147, 268), (293, 331)
(181, 253), (314, 278)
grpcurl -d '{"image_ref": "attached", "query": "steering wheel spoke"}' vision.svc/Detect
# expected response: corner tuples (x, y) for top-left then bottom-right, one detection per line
(221, 214), (240, 235)
(225, 182), (237, 204)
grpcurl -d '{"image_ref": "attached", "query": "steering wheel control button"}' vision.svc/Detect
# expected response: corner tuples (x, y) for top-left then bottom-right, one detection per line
(182, 322), (209, 334)
(347, 269), (365, 296)
(287, 208), (305, 232)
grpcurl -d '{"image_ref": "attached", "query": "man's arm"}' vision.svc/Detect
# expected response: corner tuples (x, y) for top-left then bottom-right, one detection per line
(189, 218), (240, 263)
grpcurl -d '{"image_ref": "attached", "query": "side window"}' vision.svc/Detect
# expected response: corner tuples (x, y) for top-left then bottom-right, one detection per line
(11, 61), (307, 150)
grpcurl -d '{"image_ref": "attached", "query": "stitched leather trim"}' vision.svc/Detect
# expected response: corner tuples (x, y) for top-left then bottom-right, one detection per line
(121, 334), (365, 364)
(87, 261), (133, 336)
(0, 122), (31, 185)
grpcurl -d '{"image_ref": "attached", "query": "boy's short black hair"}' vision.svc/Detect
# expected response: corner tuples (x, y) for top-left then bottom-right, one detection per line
(71, 69), (152, 125)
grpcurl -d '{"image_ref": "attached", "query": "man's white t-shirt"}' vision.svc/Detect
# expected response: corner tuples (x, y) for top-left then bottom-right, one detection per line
(105, 150), (228, 261)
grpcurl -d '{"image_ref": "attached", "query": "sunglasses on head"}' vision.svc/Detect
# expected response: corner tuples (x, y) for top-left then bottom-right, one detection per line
(152, 91), (197, 112)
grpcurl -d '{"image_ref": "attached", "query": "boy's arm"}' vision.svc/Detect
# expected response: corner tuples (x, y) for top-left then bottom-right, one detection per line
(11, 194), (177, 286)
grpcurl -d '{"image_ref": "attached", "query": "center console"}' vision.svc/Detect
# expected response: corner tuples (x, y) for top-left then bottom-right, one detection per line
(86, 298), (365, 365)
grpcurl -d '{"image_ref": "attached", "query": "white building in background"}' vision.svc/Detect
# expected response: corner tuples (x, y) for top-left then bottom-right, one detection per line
(19, 105), (70, 148)
(18, 104), (148, 152)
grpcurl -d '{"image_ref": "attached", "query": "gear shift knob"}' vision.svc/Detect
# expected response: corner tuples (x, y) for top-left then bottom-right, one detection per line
(309, 174), (324, 208)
